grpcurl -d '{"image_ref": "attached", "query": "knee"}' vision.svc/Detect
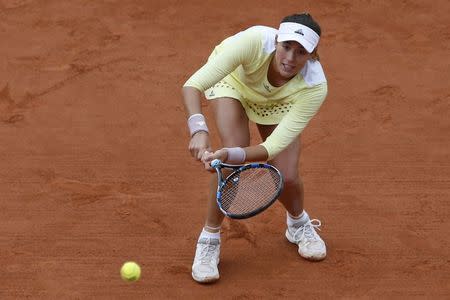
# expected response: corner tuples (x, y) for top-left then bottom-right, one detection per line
(281, 171), (301, 188)
(271, 161), (301, 188)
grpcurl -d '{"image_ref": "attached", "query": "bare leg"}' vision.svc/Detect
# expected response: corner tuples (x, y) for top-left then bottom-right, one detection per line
(257, 126), (327, 261)
(257, 124), (303, 216)
(204, 98), (250, 232)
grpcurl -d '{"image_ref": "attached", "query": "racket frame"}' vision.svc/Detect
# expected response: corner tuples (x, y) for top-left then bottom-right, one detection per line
(210, 159), (283, 219)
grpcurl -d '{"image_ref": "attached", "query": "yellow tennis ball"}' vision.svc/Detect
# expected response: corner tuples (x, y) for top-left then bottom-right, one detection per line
(120, 262), (141, 282)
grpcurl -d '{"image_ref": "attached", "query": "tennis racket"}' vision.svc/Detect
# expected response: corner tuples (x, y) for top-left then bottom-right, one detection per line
(210, 159), (283, 219)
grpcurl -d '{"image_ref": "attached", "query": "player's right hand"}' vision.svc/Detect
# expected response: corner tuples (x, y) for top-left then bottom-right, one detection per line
(188, 131), (211, 161)
(201, 148), (227, 172)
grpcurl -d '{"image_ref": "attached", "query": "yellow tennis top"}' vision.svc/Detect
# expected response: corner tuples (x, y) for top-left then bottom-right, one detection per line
(184, 26), (328, 160)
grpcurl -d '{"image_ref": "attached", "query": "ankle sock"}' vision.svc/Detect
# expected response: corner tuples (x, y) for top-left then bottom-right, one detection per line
(287, 210), (310, 227)
(199, 228), (221, 241)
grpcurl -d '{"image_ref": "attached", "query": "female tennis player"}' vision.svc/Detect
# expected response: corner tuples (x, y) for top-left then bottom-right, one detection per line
(182, 13), (328, 283)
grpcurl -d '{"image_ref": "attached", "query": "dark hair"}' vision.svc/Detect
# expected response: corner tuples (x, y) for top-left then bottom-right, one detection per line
(281, 13), (321, 37)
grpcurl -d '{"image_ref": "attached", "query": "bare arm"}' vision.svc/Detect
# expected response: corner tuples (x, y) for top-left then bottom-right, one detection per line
(243, 144), (269, 162)
(182, 86), (203, 117)
(182, 86), (211, 160)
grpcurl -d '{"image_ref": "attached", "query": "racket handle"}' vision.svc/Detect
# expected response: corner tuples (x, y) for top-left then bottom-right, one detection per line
(210, 159), (221, 168)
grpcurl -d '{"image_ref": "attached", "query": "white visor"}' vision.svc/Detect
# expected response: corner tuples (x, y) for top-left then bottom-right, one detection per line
(277, 22), (320, 53)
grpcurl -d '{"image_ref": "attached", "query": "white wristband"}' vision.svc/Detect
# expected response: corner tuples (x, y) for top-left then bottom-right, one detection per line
(187, 113), (209, 137)
(225, 147), (246, 164)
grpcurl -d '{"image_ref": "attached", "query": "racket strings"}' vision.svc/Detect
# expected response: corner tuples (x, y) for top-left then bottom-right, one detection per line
(221, 168), (281, 215)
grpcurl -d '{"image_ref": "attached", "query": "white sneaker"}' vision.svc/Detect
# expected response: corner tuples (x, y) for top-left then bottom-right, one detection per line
(191, 238), (220, 283)
(286, 219), (327, 261)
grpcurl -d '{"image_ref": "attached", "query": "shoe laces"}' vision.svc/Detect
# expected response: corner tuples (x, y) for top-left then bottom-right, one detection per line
(198, 238), (219, 264)
(292, 219), (322, 242)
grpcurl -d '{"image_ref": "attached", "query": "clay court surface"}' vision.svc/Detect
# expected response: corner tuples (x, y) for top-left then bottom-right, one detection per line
(0, 0), (449, 298)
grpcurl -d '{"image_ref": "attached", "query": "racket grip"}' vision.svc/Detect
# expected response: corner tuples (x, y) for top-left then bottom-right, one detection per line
(210, 159), (221, 168)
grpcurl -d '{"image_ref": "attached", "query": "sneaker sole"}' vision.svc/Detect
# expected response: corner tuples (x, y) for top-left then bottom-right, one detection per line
(191, 272), (220, 283)
(285, 230), (326, 261)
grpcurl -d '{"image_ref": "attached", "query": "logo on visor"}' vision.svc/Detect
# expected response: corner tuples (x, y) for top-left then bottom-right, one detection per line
(294, 29), (304, 36)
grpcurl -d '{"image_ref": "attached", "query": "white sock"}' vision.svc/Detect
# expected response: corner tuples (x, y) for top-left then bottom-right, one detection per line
(287, 210), (310, 227)
(199, 228), (221, 241)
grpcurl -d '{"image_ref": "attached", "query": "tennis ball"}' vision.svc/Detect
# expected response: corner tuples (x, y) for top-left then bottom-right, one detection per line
(120, 261), (141, 282)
